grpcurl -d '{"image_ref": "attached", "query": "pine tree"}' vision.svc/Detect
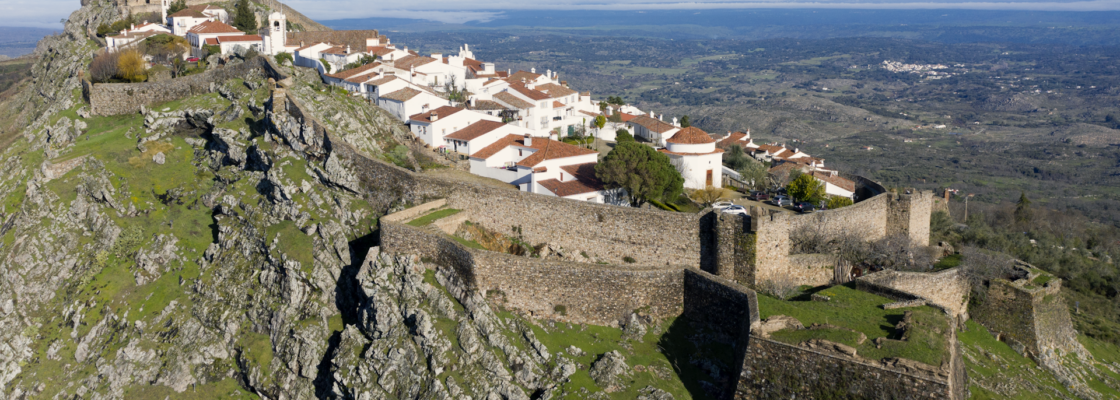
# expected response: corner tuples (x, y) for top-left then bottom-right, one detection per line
(232, 0), (258, 33)
(1015, 191), (1033, 225)
(595, 141), (683, 207)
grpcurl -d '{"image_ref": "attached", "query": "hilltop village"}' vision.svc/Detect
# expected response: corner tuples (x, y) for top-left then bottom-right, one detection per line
(101, 1), (858, 206)
(9, 1), (1107, 398)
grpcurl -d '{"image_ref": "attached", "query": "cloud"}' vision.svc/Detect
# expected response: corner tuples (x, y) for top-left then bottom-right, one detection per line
(3, 0), (1120, 28)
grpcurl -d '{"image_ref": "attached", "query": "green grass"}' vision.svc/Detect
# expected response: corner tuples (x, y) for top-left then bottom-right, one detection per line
(448, 234), (486, 250)
(407, 208), (461, 227)
(770, 327), (865, 348)
(122, 378), (258, 399)
(933, 253), (962, 270)
(265, 220), (313, 272)
(239, 331), (274, 373)
(758, 284), (949, 366)
(958, 320), (1074, 399)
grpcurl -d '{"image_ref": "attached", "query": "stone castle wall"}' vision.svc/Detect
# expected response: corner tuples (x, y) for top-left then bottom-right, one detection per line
(380, 220), (684, 327)
(786, 254), (838, 287)
(88, 56), (288, 116)
(971, 277), (1085, 360)
(857, 268), (971, 318)
(737, 336), (958, 399)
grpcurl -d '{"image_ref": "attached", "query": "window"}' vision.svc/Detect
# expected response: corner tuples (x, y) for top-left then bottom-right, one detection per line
(518, 149), (523, 157)
(560, 173), (564, 181)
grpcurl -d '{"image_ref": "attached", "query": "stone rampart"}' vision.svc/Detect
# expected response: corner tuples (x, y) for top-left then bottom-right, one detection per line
(888, 191), (934, 246)
(787, 192), (891, 244)
(681, 269), (757, 398)
(857, 268), (970, 318)
(445, 185), (704, 267)
(737, 336), (959, 399)
(380, 220), (684, 327)
(786, 254), (837, 287)
(88, 56), (289, 116)
(970, 276), (1084, 360)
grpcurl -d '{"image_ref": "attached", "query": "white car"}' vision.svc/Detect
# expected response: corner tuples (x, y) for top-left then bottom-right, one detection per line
(712, 201), (734, 210)
(720, 205), (748, 215)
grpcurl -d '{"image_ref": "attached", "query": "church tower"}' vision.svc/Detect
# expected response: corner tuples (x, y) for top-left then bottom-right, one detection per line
(264, 12), (287, 55)
(161, 0), (170, 26)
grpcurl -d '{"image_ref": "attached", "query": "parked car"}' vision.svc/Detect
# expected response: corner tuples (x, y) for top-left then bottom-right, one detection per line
(711, 201), (734, 210)
(771, 195), (792, 207)
(720, 205), (748, 215)
(794, 201), (817, 213)
(749, 191), (769, 201)
(186, 57), (200, 63)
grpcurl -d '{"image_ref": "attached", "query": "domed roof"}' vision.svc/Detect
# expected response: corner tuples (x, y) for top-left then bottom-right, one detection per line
(666, 127), (714, 144)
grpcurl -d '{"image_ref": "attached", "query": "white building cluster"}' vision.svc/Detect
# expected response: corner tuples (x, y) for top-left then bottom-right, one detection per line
(716, 131), (855, 199)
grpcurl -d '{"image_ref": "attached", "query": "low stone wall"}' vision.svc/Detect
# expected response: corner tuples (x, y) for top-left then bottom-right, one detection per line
(787, 193), (891, 246)
(379, 220), (684, 326)
(88, 56), (289, 116)
(857, 268), (970, 317)
(786, 254), (837, 287)
(737, 336), (957, 399)
(380, 199), (446, 223)
(445, 185), (704, 267)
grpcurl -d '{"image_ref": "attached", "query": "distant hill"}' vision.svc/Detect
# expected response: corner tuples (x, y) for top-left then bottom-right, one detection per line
(0, 26), (60, 57)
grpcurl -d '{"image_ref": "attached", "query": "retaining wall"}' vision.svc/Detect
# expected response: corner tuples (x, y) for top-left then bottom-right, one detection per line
(970, 277), (1084, 360)
(857, 268), (970, 318)
(88, 56), (288, 116)
(737, 336), (959, 399)
(380, 220), (684, 326)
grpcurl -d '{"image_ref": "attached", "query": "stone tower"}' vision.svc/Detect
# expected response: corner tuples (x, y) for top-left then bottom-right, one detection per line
(161, 0), (169, 25)
(264, 11), (287, 55)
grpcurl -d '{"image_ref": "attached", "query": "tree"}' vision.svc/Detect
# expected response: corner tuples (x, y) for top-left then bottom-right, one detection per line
(117, 49), (147, 82)
(690, 186), (730, 207)
(737, 156), (767, 190)
(679, 115), (691, 128)
(595, 141), (684, 207)
(1015, 191), (1032, 225)
(232, 0), (258, 33)
(592, 115), (606, 148)
(168, 0), (187, 14)
(615, 129), (634, 143)
(786, 173), (825, 204)
(826, 196), (854, 209)
(319, 58), (331, 73)
(90, 50), (120, 83)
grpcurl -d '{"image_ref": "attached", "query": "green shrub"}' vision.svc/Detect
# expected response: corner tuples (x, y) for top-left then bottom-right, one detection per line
(553, 304), (567, 315)
(623, 256), (636, 264)
(274, 52), (294, 65)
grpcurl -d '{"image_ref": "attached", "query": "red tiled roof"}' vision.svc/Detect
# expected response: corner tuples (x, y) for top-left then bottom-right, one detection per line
(493, 92), (533, 109)
(813, 171), (856, 193)
(516, 138), (598, 167)
(508, 83), (550, 101)
(508, 70), (542, 83)
(628, 115), (677, 134)
(188, 20), (242, 35)
(470, 134), (532, 160)
(329, 62), (382, 80)
(394, 55), (437, 70)
(296, 42), (328, 52)
(366, 75), (398, 87)
(320, 46), (350, 55)
(552, 101), (566, 108)
(204, 38), (218, 45)
(539, 163), (606, 197)
(409, 106), (464, 123)
(658, 148), (725, 157)
(716, 132), (750, 148)
(366, 46), (395, 56)
(666, 126), (715, 144)
(535, 83), (577, 98)
(380, 87), (422, 102)
(468, 100), (508, 111)
(445, 120), (506, 142)
(217, 34), (261, 42)
(616, 112), (639, 122)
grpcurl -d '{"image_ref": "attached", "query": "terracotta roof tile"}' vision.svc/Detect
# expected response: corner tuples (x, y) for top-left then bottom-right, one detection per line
(658, 148), (725, 156)
(394, 55), (437, 70)
(539, 163), (605, 196)
(813, 171), (856, 193)
(468, 100), (508, 111)
(535, 83), (577, 98)
(409, 106), (464, 123)
(287, 30), (380, 54)
(366, 75), (398, 87)
(552, 101), (566, 108)
(628, 115), (677, 134)
(666, 127), (715, 144)
(508, 70), (542, 83)
(508, 83), (550, 101)
(516, 138), (598, 167)
(380, 87), (422, 102)
(217, 34), (261, 42)
(366, 46), (395, 56)
(493, 92), (533, 109)
(716, 132), (750, 148)
(470, 134), (532, 159)
(329, 62), (382, 80)
(187, 20), (243, 35)
(445, 120), (506, 142)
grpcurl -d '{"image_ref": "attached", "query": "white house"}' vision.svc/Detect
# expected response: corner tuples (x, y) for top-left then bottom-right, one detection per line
(378, 88), (450, 121)
(209, 35), (263, 54)
(409, 106), (501, 149)
(628, 114), (679, 146)
(106, 22), (171, 50)
(186, 20), (245, 54)
(446, 121), (531, 164)
(323, 62), (383, 93)
(658, 127), (724, 190)
(320, 45), (369, 73)
(812, 170), (856, 199)
(465, 133), (602, 198)
(167, 4), (226, 36)
(715, 130), (759, 150)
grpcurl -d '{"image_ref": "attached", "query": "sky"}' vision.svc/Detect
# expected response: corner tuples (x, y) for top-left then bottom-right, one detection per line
(4, 0), (1120, 28)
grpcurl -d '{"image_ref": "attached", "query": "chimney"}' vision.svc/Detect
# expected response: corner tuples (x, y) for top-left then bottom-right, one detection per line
(346, 45), (351, 54)
(531, 67), (536, 74)
(672, 117), (678, 126)
(430, 111), (439, 122)
(524, 134), (532, 147)
(131, 23), (135, 30)
(659, 114), (663, 121)
(431, 52), (442, 60)
(746, 128), (750, 138)
(795, 148), (799, 153)
(546, 69), (551, 78)
(422, 104), (429, 112)
(470, 97), (476, 107)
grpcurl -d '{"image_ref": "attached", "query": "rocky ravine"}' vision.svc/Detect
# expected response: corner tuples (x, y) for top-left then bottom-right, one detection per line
(0, 2), (697, 399)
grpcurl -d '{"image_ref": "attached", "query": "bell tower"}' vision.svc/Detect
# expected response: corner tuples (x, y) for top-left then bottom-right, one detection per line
(265, 12), (287, 55)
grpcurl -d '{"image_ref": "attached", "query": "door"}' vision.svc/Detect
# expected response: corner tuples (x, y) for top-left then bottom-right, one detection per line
(706, 170), (713, 187)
